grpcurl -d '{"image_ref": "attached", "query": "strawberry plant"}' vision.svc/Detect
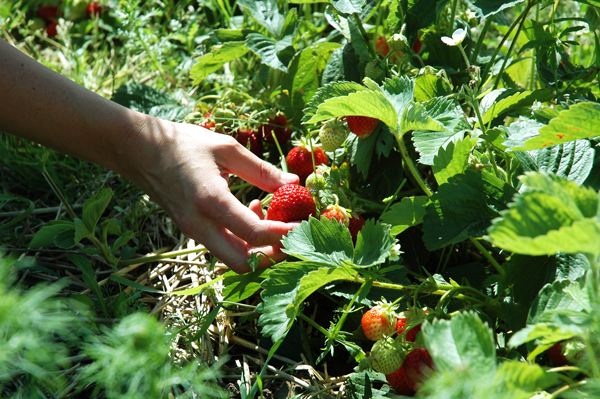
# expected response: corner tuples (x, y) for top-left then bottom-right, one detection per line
(5, 0), (600, 397)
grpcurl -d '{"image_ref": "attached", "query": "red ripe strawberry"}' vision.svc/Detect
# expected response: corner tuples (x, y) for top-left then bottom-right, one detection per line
(320, 204), (350, 227)
(198, 112), (215, 130)
(396, 309), (429, 342)
(375, 36), (390, 56)
(362, 305), (397, 341)
(386, 364), (415, 396)
(403, 348), (434, 392)
(413, 35), (423, 54)
(286, 146), (328, 184)
(266, 184), (316, 223)
(260, 114), (292, 145)
(369, 336), (405, 375)
(46, 21), (58, 37)
(348, 212), (366, 244)
(87, 2), (103, 18)
(233, 128), (263, 157)
(38, 5), (59, 22)
(345, 116), (379, 139)
(547, 341), (570, 365)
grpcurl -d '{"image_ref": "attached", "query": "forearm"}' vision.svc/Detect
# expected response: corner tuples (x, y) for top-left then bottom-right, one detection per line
(0, 38), (156, 178)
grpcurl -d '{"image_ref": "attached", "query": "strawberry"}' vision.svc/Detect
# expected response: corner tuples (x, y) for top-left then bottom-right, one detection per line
(233, 128), (263, 157)
(198, 112), (216, 131)
(87, 2), (103, 18)
(403, 348), (434, 392)
(362, 305), (397, 341)
(320, 204), (350, 227)
(413, 35), (423, 54)
(369, 336), (405, 375)
(46, 21), (58, 37)
(396, 309), (429, 342)
(345, 116), (379, 139)
(348, 212), (366, 244)
(365, 60), (386, 84)
(286, 146), (328, 184)
(38, 5), (59, 22)
(547, 341), (570, 365)
(386, 363), (415, 396)
(375, 36), (390, 56)
(266, 184), (316, 223)
(319, 118), (348, 152)
(260, 114), (292, 145)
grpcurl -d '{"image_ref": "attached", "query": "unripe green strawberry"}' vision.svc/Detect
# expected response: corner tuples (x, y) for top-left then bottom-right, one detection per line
(388, 33), (408, 52)
(320, 204), (350, 227)
(305, 172), (326, 195)
(266, 184), (316, 223)
(319, 118), (348, 152)
(365, 60), (386, 84)
(362, 305), (397, 341)
(369, 337), (405, 375)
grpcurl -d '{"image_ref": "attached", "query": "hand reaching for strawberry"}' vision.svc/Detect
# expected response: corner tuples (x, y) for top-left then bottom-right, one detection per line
(0, 38), (299, 273)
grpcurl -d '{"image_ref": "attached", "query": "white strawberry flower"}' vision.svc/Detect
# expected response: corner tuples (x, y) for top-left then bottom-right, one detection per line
(441, 28), (467, 46)
(390, 243), (402, 261)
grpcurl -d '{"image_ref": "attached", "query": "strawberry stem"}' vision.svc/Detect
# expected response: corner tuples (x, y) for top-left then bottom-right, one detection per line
(270, 128), (288, 173)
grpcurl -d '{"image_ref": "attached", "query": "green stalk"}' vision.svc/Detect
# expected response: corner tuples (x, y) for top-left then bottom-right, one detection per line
(42, 170), (77, 219)
(397, 135), (432, 197)
(377, 179), (407, 221)
(530, 3), (540, 90)
(469, 238), (504, 276)
(448, 0), (459, 36)
(470, 18), (493, 64)
(297, 312), (330, 337)
(353, 13), (378, 59)
(480, 2), (535, 89)
(492, 2), (532, 90)
(117, 246), (207, 267)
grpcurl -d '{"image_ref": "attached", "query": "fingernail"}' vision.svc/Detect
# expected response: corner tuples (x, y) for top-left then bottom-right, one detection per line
(282, 172), (299, 184)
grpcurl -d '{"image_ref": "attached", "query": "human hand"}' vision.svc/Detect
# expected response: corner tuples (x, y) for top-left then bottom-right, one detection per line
(120, 117), (299, 273)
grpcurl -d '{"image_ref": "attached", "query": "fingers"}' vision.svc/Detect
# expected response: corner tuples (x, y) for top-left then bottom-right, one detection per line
(248, 199), (264, 219)
(219, 141), (299, 193)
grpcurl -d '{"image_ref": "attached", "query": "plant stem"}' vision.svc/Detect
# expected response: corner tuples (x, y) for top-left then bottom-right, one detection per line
(353, 13), (378, 59)
(298, 312), (330, 337)
(448, 0), (459, 36)
(397, 135), (432, 197)
(42, 171), (76, 219)
(469, 238), (504, 276)
(378, 179), (407, 221)
(117, 245), (207, 267)
(470, 18), (493, 64)
(492, 2), (532, 90)
(480, 2), (534, 89)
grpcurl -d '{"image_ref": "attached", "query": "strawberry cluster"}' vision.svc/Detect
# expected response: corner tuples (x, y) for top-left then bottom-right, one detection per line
(361, 305), (434, 396)
(34, 1), (108, 38)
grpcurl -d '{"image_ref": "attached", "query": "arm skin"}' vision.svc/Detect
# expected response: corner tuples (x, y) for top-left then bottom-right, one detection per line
(0, 38), (300, 273)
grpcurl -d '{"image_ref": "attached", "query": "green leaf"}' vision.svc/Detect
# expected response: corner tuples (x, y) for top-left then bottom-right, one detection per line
(302, 81), (367, 123)
(513, 140), (595, 186)
(281, 218), (354, 266)
(503, 120), (545, 150)
(353, 220), (395, 267)
(381, 76), (415, 128)
(414, 67), (454, 102)
(331, 0), (368, 14)
(322, 44), (361, 85)
(346, 128), (379, 178)
(245, 33), (295, 72)
(380, 196), (429, 235)
(422, 312), (496, 375)
(401, 101), (446, 135)
(294, 266), (355, 309)
(477, 89), (553, 128)
(111, 83), (177, 113)
(29, 220), (74, 248)
(190, 42), (250, 84)
(304, 85), (399, 133)
(110, 274), (164, 294)
(423, 170), (505, 250)
(54, 228), (77, 249)
(405, 0), (451, 32)
(493, 361), (558, 394)
(0, 195), (34, 231)
(238, 0), (287, 38)
(504, 255), (556, 306)
(68, 254), (109, 317)
(433, 137), (477, 185)
(471, 0), (525, 18)
(517, 102), (600, 150)
(82, 188), (112, 234)
(257, 262), (320, 342)
(222, 269), (269, 302)
(112, 230), (135, 254)
(73, 218), (91, 245)
(282, 42), (341, 122)
(508, 323), (578, 348)
(528, 280), (586, 324)
(487, 172), (600, 257)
